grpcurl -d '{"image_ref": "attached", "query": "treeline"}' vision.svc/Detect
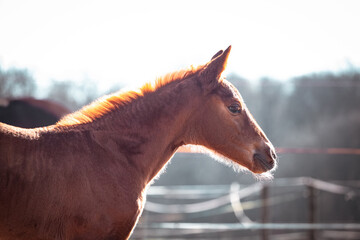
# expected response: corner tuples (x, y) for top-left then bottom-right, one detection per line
(0, 65), (101, 111)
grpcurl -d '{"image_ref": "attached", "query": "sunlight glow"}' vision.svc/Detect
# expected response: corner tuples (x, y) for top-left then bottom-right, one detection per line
(0, 0), (359, 94)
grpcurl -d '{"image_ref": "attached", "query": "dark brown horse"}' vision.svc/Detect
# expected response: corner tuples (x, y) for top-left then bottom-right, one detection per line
(0, 46), (277, 240)
(0, 98), (70, 128)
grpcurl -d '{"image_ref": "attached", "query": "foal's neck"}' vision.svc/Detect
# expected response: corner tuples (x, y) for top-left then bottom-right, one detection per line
(126, 80), (200, 183)
(57, 78), (201, 184)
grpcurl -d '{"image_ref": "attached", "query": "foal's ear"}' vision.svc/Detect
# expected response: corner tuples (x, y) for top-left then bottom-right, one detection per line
(211, 50), (223, 60)
(200, 45), (231, 92)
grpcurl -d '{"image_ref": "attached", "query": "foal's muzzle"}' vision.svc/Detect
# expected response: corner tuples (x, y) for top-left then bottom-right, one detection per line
(253, 145), (277, 172)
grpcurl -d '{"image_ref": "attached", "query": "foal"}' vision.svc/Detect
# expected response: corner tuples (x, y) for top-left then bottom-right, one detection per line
(0, 46), (277, 239)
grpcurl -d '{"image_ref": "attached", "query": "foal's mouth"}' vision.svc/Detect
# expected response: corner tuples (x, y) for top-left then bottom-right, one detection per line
(253, 153), (276, 172)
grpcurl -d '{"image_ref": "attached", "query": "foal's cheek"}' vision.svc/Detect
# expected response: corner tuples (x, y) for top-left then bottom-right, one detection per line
(231, 116), (243, 129)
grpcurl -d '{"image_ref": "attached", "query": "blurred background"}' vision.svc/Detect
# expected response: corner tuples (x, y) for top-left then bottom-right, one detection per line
(1, 0), (360, 239)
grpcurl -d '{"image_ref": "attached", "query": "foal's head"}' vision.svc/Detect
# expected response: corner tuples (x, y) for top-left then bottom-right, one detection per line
(190, 46), (277, 176)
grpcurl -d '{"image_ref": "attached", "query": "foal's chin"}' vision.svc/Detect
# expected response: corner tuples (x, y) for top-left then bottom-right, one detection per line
(225, 150), (277, 180)
(189, 145), (276, 180)
(250, 158), (277, 180)
(230, 158), (276, 181)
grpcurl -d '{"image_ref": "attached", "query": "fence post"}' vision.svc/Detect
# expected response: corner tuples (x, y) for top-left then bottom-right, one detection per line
(261, 184), (269, 240)
(308, 181), (316, 240)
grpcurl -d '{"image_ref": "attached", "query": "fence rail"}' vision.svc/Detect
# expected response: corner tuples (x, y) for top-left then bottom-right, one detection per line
(133, 177), (360, 239)
(145, 222), (360, 230)
(144, 177), (359, 214)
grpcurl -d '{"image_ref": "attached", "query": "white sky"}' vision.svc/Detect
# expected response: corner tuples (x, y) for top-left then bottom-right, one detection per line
(0, 0), (359, 93)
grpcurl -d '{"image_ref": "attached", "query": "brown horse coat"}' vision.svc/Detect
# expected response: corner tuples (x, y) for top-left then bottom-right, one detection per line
(0, 46), (276, 239)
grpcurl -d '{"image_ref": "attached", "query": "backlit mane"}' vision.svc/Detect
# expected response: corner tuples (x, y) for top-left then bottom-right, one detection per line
(56, 64), (205, 127)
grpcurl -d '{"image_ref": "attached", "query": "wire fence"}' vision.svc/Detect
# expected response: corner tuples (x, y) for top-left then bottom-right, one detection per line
(132, 177), (360, 240)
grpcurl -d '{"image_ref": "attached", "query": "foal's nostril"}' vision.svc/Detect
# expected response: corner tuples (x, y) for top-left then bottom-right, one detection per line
(264, 146), (277, 164)
(269, 148), (277, 161)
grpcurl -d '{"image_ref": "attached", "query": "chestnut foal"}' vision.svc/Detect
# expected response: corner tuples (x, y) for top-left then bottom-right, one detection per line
(0, 46), (276, 239)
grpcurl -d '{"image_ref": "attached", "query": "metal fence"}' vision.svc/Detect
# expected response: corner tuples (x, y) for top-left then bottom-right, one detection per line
(132, 177), (360, 240)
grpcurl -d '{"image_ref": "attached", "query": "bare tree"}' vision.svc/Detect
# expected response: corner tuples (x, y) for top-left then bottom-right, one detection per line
(0, 66), (36, 98)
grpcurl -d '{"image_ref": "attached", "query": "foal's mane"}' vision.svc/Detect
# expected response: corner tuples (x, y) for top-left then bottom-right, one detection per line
(56, 65), (205, 127)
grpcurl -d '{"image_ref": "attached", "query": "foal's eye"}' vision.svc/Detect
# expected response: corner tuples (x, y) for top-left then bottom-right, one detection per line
(228, 104), (241, 114)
